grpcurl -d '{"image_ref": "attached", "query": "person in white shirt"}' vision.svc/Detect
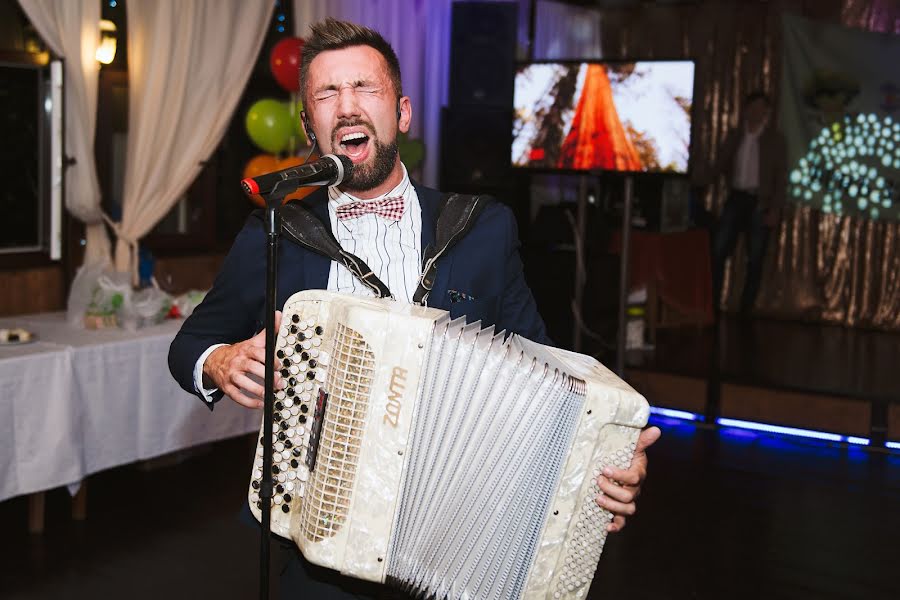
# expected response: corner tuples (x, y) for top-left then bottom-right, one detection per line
(708, 92), (786, 316)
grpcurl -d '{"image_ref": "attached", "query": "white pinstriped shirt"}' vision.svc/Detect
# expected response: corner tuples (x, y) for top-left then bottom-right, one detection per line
(326, 163), (422, 303)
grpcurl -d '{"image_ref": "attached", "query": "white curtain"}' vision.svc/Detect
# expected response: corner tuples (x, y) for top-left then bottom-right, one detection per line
(17, 0), (109, 266)
(113, 0), (275, 277)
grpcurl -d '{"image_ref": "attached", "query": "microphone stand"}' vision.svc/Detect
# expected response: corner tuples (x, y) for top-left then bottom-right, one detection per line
(258, 180), (293, 600)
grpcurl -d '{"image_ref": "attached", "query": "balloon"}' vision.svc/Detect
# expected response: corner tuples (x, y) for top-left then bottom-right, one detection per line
(242, 154), (280, 207)
(284, 98), (307, 144)
(398, 132), (425, 170)
(245, 99), (293, 154)
(270, 37), (304, 93)
(278, 154), (320, 203)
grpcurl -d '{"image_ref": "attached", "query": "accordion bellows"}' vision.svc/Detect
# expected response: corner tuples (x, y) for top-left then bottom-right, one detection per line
(249, 291), (649, 600)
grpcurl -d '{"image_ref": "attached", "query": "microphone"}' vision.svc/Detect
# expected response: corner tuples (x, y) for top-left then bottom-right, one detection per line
(241, 154), (353, 196)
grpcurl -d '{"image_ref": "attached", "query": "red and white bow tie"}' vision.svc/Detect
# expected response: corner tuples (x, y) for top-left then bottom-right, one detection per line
(335, 196), (405, 221)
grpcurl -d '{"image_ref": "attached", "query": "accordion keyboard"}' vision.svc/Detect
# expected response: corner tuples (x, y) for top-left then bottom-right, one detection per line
(248, 301), (330, 538)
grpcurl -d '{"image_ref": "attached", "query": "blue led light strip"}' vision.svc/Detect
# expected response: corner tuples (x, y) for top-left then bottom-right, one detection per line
(647, 407), (889, 448)
(649, 406), (703, 421)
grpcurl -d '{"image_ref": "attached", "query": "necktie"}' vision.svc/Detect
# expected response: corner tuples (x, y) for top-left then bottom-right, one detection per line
(335, 196), (405, 221)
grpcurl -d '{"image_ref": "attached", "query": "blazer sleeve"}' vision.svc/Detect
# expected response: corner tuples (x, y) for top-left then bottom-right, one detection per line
(494, 205), (552, 345)
(168, 215), (267, 406)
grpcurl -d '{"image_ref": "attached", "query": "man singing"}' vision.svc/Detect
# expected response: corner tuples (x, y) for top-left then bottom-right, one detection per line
(169, 18), (660, 599)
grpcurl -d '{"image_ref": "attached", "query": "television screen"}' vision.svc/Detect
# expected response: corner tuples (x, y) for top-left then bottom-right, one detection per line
(512, 61), (695, 174)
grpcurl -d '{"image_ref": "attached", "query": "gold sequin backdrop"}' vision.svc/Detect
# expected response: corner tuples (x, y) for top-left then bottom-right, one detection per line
(599, 0), (900, 330)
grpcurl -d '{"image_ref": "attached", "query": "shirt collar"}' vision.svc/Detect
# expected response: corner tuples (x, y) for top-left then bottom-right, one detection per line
(328, 162), (411, 208)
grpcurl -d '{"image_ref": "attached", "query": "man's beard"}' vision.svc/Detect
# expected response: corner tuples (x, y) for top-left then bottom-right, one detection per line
(340, 135), (399, 193)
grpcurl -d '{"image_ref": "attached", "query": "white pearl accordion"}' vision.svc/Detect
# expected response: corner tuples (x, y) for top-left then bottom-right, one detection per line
(249, 290), (649, 600)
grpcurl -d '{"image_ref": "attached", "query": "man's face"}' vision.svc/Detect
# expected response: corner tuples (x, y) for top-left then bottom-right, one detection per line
(305, 45), (410, 193)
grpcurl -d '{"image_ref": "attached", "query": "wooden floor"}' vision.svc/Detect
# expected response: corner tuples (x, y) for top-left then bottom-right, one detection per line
(2, 418), (898, 600)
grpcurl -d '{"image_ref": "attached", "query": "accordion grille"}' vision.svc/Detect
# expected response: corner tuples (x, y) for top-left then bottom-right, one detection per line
(300, 323), (375, 542)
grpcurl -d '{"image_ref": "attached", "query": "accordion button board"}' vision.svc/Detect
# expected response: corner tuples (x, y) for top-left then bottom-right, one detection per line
(249, 290), (649, 600)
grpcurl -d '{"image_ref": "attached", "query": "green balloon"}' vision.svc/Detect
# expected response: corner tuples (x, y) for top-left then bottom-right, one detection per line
(245, 99), (293, 154)
(284, 99), (307, 145)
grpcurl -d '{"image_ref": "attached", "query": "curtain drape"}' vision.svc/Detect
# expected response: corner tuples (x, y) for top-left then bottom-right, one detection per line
(112, 0), (275, 278)
(601, 0), (900, 331)
(534, 0), (603, 59)
(17, 0), (109, 266)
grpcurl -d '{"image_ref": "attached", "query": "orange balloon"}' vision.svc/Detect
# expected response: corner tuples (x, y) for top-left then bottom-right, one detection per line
(277, 154), (320, 203)
(242, 154), (280, 207)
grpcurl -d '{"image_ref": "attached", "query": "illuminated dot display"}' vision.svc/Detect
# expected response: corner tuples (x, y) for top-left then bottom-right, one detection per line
(790, 113), (900, 220)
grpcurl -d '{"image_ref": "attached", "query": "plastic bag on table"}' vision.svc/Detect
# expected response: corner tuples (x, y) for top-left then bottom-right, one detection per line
(118, 284), (173, 331)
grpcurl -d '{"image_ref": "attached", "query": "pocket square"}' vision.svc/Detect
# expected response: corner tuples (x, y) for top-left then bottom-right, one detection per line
(447, 289), (476, 303)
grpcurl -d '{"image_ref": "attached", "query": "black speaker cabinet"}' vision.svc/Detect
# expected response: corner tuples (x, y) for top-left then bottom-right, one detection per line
(440, 106), (513, 190)
(449, 1), (517, 107)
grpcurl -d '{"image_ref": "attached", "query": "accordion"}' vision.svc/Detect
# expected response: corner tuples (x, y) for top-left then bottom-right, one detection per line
(249, 290), (649, 600)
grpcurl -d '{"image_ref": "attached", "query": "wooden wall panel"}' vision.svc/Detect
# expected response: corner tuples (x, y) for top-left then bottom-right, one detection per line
(154, 253), (226, 295)
(889, 404), (900, 442)
(0, 266), (65, 317)
(720, 384), (871, 436)
(625, 370), (707, 414)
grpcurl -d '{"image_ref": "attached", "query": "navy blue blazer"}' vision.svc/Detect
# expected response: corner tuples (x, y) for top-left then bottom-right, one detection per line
(168, 182), (550, 405)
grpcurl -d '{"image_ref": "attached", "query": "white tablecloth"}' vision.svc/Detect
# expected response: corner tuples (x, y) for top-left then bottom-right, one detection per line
(0, 313), (260, 502)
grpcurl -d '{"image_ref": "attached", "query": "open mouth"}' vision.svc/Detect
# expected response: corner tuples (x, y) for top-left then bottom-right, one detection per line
(339, 131), (370, 160)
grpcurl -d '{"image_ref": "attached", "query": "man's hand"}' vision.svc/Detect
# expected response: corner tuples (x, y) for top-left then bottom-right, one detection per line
(594, 426), (661, 533)
(203, 311), (284, 408)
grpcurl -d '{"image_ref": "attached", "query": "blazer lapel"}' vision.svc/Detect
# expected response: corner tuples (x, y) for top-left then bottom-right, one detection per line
(297, 190), (332, 291)
(413, 182), (453, 307)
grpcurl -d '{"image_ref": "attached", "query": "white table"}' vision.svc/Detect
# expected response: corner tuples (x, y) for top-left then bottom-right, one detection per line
(0, 313), (261, 528)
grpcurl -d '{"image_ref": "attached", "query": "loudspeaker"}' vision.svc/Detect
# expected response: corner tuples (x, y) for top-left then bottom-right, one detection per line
(449, 2), (517, 107)
(440, 106), (513, 190)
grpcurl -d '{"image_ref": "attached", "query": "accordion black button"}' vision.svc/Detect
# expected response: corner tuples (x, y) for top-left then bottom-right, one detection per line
(295, 344), (303, 353)
(252, 480), (260, 490)
(282, 358), (291, 368)
(315, 326), (324, 335)
(257, 501), (263, 509)
(277, 350), (285, 359)
(306, 371), (316, 380)
(298, 332), (306, 342)
(273, 412), (282, 422)
(292, 314), (300, 323)
(275, 402), (283, 411)
(298, 415), (307, 424)
(272, 465), (280, 474)
(284, 439), (293, 448)
(292, 448), (302, 458)
(278, 431), (286, 441)
(276, 484), (284, 494)
(289, 377), (298, 387)
(286, 388), (295, 397)
(289, 325), (298, 334)
(300, 404), (309, 414)
(280, 421), (289, 431)
(280, 369), (290, 378)
(290, 459), (299, 468)
(308, 359), (317, 369)
(281, 504), (290, 513)
(300, 352), (309, 362)
(283, 493), (292, 503)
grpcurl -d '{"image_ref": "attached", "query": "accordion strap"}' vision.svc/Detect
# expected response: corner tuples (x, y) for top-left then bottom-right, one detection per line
(412, 193), (492, 305)
(280, 202), (393, 299)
